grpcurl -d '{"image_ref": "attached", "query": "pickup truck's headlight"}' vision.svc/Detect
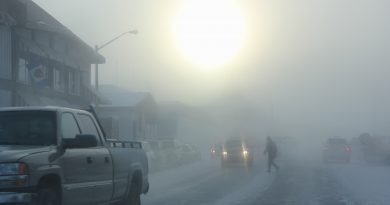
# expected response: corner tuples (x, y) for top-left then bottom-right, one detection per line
(0, 163), (28, 176)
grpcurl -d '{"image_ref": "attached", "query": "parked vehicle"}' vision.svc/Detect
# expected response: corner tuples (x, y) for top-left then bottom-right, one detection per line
(210, 144), (222, 159)
(141, 141), (157, 171)
(323, 137), (351, 163)
(0, 106), (149, 205)
(191, 145), (202, 161)
(159, 140), (181, 166)
(178, 144), (202, 163)
(357, 134), (390, 164)
(221, 138), (254, 167)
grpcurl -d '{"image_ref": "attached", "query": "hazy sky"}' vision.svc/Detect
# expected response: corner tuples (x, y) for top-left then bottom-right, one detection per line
(32, 0), (390, 137)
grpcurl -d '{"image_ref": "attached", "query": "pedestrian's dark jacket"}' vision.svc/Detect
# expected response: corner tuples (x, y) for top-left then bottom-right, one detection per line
(264, 140), (278, 158)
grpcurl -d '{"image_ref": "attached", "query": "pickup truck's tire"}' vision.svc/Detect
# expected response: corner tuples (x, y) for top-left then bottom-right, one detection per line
(124, 182), (141, 205)
(37, 188), (60, 205)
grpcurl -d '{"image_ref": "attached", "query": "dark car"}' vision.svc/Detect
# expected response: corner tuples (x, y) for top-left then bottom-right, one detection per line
(221, 138), (253, 167)
(323, 137), (351, 163)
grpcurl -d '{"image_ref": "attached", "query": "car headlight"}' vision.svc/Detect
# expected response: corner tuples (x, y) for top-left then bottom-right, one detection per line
(243, 150), (248, 155)
(222, 151), (228, 155)
(0, 163), (28, 176)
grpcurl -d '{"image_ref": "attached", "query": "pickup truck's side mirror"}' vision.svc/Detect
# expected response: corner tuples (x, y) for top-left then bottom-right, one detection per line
(62, 134), (98, 149)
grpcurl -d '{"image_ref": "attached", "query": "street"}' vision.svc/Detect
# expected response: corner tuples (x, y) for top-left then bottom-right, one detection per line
(142, 149), (390, 205)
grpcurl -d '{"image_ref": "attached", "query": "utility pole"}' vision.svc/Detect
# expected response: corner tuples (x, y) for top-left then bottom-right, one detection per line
(95, 45), (99, 90)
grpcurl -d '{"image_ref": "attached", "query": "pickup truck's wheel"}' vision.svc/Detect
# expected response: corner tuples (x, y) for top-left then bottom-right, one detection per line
(37, 188), (60, 205)
(124, 182), (141, 205)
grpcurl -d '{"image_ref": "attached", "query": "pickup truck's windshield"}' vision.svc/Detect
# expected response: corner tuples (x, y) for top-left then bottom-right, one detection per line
(0, 111), (56, 146)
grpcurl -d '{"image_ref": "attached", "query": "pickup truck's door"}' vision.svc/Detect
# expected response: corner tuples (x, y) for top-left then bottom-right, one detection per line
(60, 112), (99, 205)
(76, 113), (114, 203)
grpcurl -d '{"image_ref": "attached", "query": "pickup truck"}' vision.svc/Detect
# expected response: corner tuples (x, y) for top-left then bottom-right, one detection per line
(0, 106), (149, 205)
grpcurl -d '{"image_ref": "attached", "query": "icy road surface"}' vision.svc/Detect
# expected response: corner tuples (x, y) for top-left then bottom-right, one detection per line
(142, 153), (390, 205)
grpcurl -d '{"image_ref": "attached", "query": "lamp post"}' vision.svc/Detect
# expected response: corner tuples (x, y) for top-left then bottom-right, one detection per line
(94, 30), (138, 90)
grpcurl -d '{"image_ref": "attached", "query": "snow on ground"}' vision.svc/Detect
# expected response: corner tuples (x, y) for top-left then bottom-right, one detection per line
(143, 156), (276, 205)
(330, 162), (390, 205)
(143, 159), (221, 202)
(214, 170), (275, 205)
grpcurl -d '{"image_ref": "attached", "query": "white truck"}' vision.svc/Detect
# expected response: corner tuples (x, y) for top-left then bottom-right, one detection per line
(0, 106), (149, 205)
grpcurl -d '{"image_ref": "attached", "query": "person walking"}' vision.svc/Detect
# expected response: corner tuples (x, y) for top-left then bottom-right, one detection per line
(264, 136), (279, 172)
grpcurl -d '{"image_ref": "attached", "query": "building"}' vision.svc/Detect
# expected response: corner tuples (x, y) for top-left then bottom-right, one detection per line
(96, 85), (158, 141)
(157, 101), (206, 143)
(157, 102), (182, 140)
(0, 0), (105, 108)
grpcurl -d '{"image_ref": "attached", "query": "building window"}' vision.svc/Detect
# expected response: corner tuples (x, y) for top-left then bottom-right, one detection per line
(0, 89), (12, 107)
(74, 71), (80, 95)
(68, 70), (81, 95)
(68, 70), (74, 94)
(17, 58), (29, 84)
(68, 70), (80, 95)
(0, 26), (12, 80)
(53, 68), (65, 92)
(14, 93), (28, 106)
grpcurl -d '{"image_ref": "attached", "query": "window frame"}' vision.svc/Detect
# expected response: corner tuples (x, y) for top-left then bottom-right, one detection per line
(53, 67), (65, 92)
(17, 57), (29, 84)
(60, 112), (81, 140)
(76, 113), (104, 146)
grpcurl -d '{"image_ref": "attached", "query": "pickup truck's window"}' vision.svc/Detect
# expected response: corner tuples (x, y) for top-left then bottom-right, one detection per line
(77, 114), (101, 140)
(61, 113), (80, 139)
(0, 111), (56, 145)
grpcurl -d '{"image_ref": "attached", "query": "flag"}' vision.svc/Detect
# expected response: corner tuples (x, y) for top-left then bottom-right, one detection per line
(27, 61), (48, 86)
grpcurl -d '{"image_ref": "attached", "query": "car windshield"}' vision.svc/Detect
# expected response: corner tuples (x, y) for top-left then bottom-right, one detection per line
(328, 138), (347, 145)
(225, 140), (243, 148)
(0, 111), (56, 146)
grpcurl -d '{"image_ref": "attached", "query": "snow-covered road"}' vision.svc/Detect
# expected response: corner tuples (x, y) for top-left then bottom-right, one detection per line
(142, 154), (390, 205)
(329, 163), (390, 205)
(142, 157), (275, 205)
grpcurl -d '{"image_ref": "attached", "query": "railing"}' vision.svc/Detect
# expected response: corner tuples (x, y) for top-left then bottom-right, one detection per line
(106, 139), (142, 149)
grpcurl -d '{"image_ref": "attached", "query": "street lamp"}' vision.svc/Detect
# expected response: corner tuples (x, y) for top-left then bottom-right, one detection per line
(94, 30), (138, 90)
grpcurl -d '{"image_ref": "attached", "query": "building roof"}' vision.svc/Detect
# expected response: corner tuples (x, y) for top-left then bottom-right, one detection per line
(10, 0), (105, 64)
(99, 84), (155, 107)
(0, 106), (89, 113)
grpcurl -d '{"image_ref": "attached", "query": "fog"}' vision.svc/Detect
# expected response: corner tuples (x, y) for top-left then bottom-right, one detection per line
(32, 0), (390, 143)
(2, 0), (388, 204)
